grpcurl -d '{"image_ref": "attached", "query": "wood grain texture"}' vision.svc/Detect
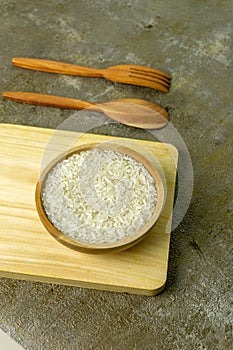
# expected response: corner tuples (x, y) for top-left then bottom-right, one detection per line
(0, 124), (178, 296)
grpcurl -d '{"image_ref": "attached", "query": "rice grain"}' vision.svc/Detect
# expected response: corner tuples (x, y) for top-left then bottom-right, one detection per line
(42, 148), (157, 244)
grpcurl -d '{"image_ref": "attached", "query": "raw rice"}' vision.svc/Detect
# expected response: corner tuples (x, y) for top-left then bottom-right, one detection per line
(42, 148), (157, 244)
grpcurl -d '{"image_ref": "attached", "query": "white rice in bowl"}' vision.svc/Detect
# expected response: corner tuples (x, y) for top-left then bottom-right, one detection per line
(42, 147), (158, 245)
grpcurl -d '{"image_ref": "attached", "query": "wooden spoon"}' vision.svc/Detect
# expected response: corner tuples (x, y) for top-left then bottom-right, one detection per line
(2, 91), (169, 129)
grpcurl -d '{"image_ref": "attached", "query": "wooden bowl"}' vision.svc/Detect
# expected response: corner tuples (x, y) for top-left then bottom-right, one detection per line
(35, 143), (165, 254)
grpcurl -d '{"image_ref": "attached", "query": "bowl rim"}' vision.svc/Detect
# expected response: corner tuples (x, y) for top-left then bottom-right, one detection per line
(35, 142), (165, 254)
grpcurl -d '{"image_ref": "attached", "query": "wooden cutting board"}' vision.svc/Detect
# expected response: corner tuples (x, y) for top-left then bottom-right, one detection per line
(0, 124), (178, 296)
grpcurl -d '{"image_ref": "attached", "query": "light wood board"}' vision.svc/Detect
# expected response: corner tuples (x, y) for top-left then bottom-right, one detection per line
(0, 124), (178, 296)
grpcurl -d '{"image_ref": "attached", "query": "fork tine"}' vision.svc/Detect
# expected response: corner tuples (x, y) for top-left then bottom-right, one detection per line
(128, 77), (170, 91)
(130, 66), (171, 80)
(130, 68), (171, 85)
(129, 72), (170, 89)
(106, 64), (171, 91)
(128, 76), (170, 92)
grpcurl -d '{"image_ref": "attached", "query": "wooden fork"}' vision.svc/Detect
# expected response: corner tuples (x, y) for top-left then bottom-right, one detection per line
(12, 57), (171, 92)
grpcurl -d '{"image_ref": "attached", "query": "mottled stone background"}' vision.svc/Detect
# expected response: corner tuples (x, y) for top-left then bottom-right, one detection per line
(0, 1), (232, 349)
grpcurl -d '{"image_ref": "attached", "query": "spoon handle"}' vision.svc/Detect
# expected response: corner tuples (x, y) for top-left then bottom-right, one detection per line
(2, 91), (94, 110)
(12, 57), (103, 77)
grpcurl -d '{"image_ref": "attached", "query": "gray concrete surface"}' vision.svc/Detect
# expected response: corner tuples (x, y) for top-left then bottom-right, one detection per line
(0, 0), (232, 349)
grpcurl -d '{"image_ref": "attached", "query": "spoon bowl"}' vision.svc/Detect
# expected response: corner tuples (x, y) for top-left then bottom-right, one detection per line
(97, 98), (169, 129)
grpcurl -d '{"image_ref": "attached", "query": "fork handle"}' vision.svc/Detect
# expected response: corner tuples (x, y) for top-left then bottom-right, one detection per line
(12, 57), (104, 77)
(2, 91), (95, 110)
